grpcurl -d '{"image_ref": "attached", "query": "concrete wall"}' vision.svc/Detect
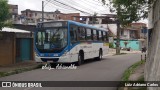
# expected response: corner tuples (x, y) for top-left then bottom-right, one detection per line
(145, 0), (160, 90)
(113, 40), (141, 50)
(0, 32), (16, 66)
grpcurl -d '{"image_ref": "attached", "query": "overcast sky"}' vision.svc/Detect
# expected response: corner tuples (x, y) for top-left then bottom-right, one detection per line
(8, 0), (110, 15)
(8, 0), (148, 24)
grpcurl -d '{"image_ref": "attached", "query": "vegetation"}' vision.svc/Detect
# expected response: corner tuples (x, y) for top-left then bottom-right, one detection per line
(109, 43), (114, 48)
(118, 60), (146, 90)
(122, 60), (145, 81)
(101, 0), (148, 27)
(0, 0), (11, 30)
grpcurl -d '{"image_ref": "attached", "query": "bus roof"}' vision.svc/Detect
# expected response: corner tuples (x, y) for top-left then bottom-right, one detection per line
(37, 20), (108, 32)
(68, 20), (108, 31)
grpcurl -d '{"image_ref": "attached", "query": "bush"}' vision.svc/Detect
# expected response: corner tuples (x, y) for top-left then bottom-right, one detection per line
(109, 43), (114, 48)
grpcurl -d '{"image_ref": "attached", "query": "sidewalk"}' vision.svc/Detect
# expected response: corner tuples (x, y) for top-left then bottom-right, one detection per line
(108, 48), (141, 56)
(0, 61), (42, 73)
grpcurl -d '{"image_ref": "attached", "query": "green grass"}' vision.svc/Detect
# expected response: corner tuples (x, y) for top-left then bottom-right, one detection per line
(0, 64), (43, 78)
(122, 60), (145, 81)
(118, 60), (146, 90)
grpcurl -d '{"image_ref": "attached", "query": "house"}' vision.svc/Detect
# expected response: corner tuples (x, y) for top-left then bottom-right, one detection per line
(8, 4), (19, 24)
(121, 23), (147, 40)
(19, 9), (80, 25)
(0, 28), (34, 66)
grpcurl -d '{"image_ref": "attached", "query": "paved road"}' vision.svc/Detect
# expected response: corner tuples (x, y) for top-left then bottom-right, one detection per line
(0, 53), (141, 90)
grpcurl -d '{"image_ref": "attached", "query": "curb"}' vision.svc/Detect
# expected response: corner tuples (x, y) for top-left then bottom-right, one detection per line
(0, 64), (43, 78)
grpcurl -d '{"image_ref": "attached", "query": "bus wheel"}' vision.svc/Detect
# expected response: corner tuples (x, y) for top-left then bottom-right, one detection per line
(98, 50), (103, 61)
(77, 53), (83, 66)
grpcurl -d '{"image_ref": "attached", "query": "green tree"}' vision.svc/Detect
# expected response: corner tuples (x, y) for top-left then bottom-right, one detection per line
(101, 0), (148, 27)
(0, 0), (10, 30)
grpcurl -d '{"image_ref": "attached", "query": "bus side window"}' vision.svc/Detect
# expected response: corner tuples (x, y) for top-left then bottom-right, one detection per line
(103, 32), (106, 41)
(97, 30), (99, 40)
(93, 30), (97, 41)
(70, 25), (77, 44)
(78, 27), (86, 41)
(101, 31), (104, 41)
(86, 28), (92, 41)
(99, 31), (102, 41)
(91, 29), (93, 40)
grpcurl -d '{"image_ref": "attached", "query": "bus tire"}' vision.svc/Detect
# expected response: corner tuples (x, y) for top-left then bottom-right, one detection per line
(77, 53), (84, 66)
(97, 49), (103, 61)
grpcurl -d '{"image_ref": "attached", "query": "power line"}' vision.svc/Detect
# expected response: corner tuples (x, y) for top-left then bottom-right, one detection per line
(81, 0), (109, 10)
(47, 0), (91, 15)
(46, 3), (77, 12)
(60, 0), (97, 14)
(46, 0), (93, 15)
(46, 1), (76, 11)
(77, 0), (109, 14)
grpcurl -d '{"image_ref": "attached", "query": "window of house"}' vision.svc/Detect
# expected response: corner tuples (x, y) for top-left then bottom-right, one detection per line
(35, 13), (37, 16)
(29, 14), (32, 17)
(46, 14), (49, 17)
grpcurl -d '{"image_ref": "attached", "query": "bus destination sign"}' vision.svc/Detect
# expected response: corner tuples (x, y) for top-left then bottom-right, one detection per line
(37, 22), (67, 28)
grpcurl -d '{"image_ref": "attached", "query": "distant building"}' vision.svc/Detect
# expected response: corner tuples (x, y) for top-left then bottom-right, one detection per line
(121, 23), (147, 40)
(59, 13), (80, 22)
(8, 4), (18, 23)
(20, 9), (80, 25)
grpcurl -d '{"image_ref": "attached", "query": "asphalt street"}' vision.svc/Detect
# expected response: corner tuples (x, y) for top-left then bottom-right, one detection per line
(0, 53), (141, 90)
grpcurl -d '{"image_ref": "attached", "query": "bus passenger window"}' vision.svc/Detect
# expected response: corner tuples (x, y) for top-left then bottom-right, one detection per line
(93, 30), (97, 40)
(101, 31), (104, 41)
(99, 31), (102, 41)
(86, 28), (92, 41)
(97, 30), (99, 40)
(78, 27), (86, 41)
(70, 25), (77, 44)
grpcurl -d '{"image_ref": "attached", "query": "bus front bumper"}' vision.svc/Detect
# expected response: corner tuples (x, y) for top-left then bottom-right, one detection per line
(35, 55), (71, 63)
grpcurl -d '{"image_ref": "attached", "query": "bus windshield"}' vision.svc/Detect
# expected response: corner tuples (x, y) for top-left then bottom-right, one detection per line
(35, 28), (68, 53)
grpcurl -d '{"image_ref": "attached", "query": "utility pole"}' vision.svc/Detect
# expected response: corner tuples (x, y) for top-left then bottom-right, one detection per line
(116, 4), (121, 54)
(42, 1), (44, 22)
(116, 19), (121, 54)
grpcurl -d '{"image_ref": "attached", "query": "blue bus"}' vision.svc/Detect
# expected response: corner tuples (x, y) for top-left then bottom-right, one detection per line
(34, 20), (109, 65)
